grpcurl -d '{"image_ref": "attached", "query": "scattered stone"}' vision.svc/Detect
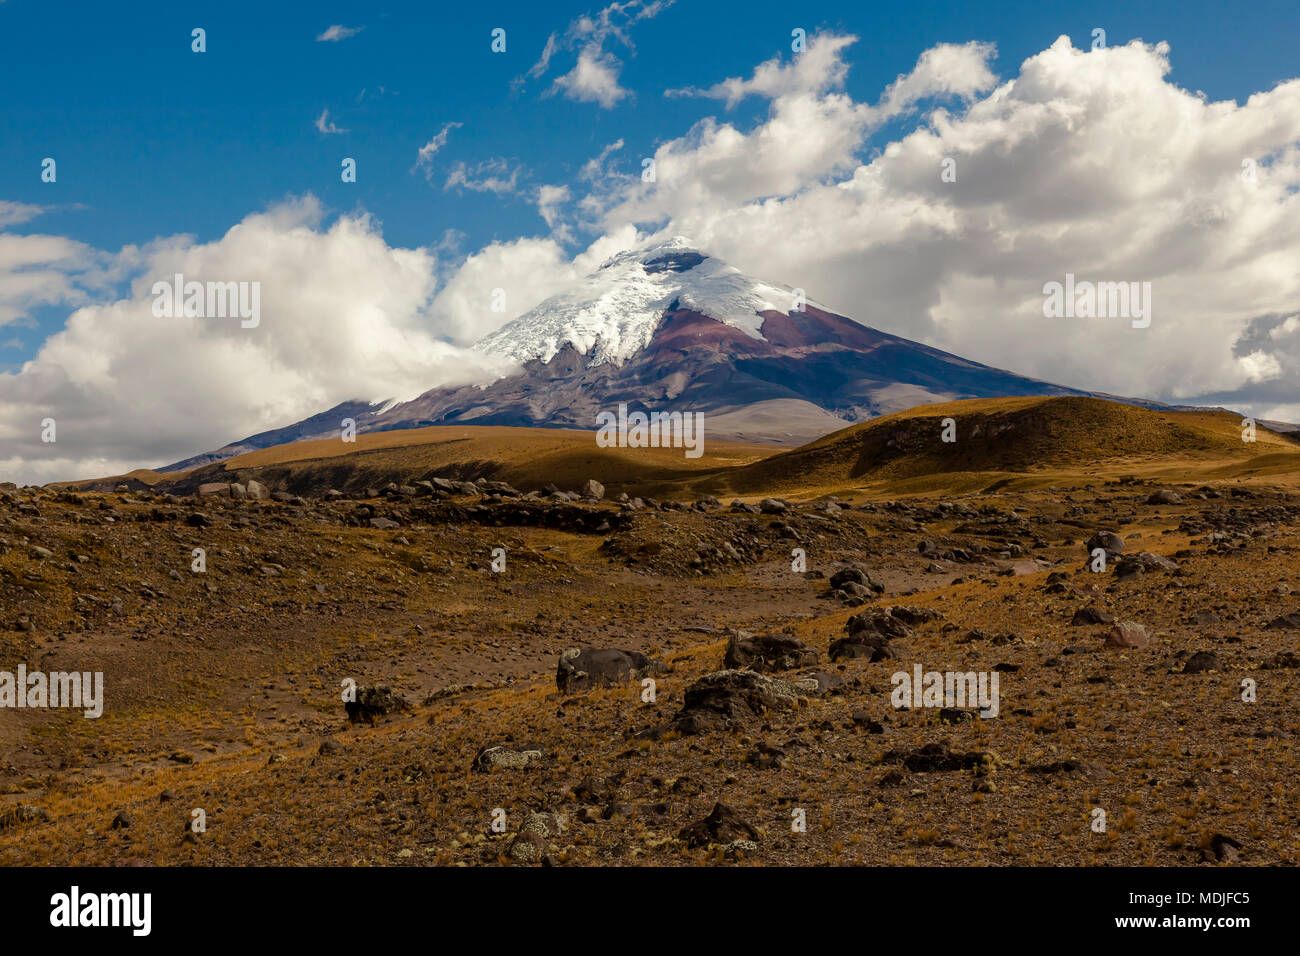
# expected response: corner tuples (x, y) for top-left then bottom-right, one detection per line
(344, 685), (410, 725)
(1085, 531), (1125, 560)
(679, 802), (758, 848)
(472, 743), (548, 772)
(640, 670), (811, 738)
(829, 565), (884, 594)
(556, 648), (664, 694)
(1115, 552), (1179, 579)
(846, 606), (914, 641)
(1181, 651), (1221, 674)
(1104, 621), (1151, 649)
(882, 742), (992, 773)
(723, 632), (818, 673)
(1028, 759), (1110, 781)
(1201, 833), (1243, 864)
(1071, 606), (1115, 626)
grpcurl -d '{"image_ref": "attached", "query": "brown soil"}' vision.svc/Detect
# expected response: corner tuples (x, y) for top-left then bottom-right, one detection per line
(3, 397), (1298, 866)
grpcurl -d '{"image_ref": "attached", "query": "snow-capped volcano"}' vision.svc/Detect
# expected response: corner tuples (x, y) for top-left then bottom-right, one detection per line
(163, 239), (1145, 470)
(474, 237), (818, 367)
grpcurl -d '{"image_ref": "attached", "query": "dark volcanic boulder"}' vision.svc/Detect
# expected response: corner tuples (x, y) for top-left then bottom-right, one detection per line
(1147, 489), (1182, 505)
(556, 648), (665, 694)
(1114, 551), (1179, 580)
(1071, 606), (1115, 626)
(829, 565), (884, 594)
(679, 802), (758, 848)
(638, 669), (813, 738)
(883, 742), (991, 773)
(846, 607), (915, 641)
(723, 631), (818, 672)
(1181, 651), (1221, 673)
(830, 606), (918, 661)
(830, 634), (898, 662)
(887, 606), (943, 627)
(344, 685), (410, 725)
(1085, 531), (1125, 560)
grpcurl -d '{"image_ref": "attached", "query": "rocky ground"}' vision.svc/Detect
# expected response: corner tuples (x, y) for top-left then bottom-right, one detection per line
(1, 474), (1297, 865)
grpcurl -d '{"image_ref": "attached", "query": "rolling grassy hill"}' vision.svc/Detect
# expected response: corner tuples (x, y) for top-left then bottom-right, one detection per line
(64, 397), (1300, 501)
(680, 396), (1300, 499)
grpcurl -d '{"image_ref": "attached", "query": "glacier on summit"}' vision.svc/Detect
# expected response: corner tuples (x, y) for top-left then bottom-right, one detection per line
(472, 237), (820, 367)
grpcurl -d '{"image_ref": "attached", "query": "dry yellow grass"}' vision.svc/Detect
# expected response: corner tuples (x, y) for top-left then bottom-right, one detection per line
(56, 396), (1300, 502)
(685, 396), (1300, 500)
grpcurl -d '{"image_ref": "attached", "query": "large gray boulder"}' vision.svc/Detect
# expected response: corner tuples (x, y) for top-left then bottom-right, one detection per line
(556, 648), (664, 694)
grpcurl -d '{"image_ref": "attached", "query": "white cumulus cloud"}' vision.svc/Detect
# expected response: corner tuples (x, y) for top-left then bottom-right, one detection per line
(0, 197), (512, 483)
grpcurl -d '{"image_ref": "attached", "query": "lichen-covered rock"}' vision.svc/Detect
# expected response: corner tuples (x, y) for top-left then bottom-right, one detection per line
(506, 812), (563, 863)
(472, 743), (548, 772)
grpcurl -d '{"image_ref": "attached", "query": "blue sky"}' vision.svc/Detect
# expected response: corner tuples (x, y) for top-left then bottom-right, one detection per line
(4, 0), (1297, 285)
(3, 0), (1300, 481)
